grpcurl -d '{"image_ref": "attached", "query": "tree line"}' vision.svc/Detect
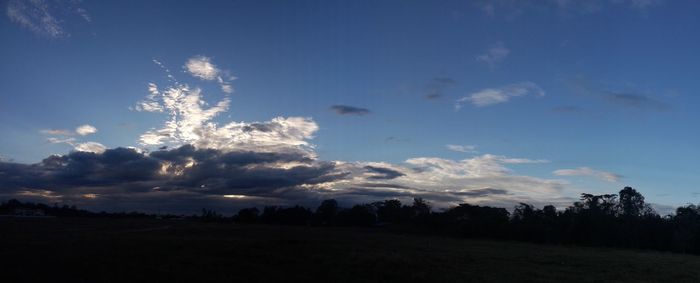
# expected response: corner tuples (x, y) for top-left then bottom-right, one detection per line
(5, 187), (700, 254)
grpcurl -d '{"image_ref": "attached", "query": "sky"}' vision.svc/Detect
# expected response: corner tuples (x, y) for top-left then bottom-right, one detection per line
(1, 0), (699, 214)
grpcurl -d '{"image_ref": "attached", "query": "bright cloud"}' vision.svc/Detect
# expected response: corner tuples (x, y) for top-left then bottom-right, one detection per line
(75, 124), (97, 136)
(553, 167), (622, 182)
(74, 142), (107, 154)
(185, 56), (220, 80)
(456, 82), (544, 108)
(184, 56), (235, 93)
(138, 58), (317, 155)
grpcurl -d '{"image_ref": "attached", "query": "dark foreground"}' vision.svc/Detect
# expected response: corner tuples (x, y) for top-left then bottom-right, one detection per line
(2, 218), (700, 282)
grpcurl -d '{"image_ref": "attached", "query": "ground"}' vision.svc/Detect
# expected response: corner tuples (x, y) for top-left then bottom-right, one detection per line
(1, 217), (699, 282)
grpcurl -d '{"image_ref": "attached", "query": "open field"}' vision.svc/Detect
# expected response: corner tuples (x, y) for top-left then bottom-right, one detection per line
(2, 217), (700, 282)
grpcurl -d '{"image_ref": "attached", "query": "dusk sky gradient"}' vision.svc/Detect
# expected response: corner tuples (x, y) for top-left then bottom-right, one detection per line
(1, 0), (698, 214)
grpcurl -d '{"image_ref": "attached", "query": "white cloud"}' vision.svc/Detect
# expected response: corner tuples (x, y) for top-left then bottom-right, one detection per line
(405, 154), (547, 178)
(185, 56), (220, 80)
(137, 78), (316, 154)
(184, 56), (236, 93)
(456, 82), (544, 108)
(74, 142), (107, 154)
(319, 154), (565, 209)
(446, 144), (478, 153)
(75, 124), (97, 136)
(553, 167), (622, 182)
(476, 42), (510, 68)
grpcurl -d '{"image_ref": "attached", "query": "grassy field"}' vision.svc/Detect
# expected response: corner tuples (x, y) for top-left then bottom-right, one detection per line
(2, 217), (700, 282)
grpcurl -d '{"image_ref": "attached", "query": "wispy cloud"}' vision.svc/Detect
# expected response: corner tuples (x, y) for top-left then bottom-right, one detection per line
(41, 124), (97, 136)
(446, 144), (478, 153)
(475, 0), (664, 18)
(553, 167), (622, 182)
(6, 0), (91, 38)
(330, 105), (371, 116)
(184, 56), (236, 93)
(476, 42), (510, 68)
(40, 129), (74, 136)
(456, 82), (544, 108)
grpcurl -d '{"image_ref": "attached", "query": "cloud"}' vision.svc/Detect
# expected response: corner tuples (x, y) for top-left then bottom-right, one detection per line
(5, 0), (91, 38)
(75, 124), (97, 136)
(363, 166), (405, 180)
(553, 167), (622, 182)
(425, 77), (456, 100)
(40, 129), (74, 136)
(320, 154), (563, 209)
(475, 0), (664, 18)
(7, 56), (579, 214)
(136, 58), (318, 156)
(74, 142), (107, 154)
(330, 105), (371, 116)
(569, 78), (670, 111)
(446, 144), (478, 153)
(476, 42), (510, 68)
(137, 84), (317, 153)
(185, 56), (219, 80)
(602, 90), (669, 111)
(0, 146), (345, 213)
(552, 105), (583, 113)
(47, 137), (76, 144)
(41, 124), (97, 136)
(0, 143), (575, 213)
(456, 82), (544, 108)
(184, 56), (235, 93)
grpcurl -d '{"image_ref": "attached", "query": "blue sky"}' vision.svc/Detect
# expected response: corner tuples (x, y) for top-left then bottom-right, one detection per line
(1, 0), (698, 213)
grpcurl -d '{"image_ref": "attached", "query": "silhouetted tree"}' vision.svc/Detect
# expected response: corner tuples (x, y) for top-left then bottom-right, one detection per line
(315, 199), (339, 225)
(375, 199), (404, 223)
(618, 186), (653, 218)
(235, 207), (260, 223)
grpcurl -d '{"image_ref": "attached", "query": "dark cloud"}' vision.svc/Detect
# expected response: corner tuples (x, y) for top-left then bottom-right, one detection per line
(552, 106), (583, 113)
(363, 166), (405, 180)
(424, 77), (456, 100)
(602, 90), (670, 111)
(569, 77), (671, 112)
(330, 105), (371, 116)
(0, 146), (347, 213)
(336, 186), (509, 204)
(385, 136), (410, 143)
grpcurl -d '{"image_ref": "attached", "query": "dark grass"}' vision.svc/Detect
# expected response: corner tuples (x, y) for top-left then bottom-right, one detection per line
(2, 218), (700, 282)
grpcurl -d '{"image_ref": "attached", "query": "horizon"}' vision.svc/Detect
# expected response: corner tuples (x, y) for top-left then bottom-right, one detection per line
(1, 0), (698, 215)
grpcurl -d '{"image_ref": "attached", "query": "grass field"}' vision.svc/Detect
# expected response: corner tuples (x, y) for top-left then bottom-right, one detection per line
(2, 217), (700, 282)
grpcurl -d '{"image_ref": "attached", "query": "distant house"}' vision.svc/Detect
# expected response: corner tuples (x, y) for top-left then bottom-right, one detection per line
(13, 208), (46, 217)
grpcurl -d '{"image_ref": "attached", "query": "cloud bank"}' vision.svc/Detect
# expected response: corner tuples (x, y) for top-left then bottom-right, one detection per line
(2, 56), (580, 214)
